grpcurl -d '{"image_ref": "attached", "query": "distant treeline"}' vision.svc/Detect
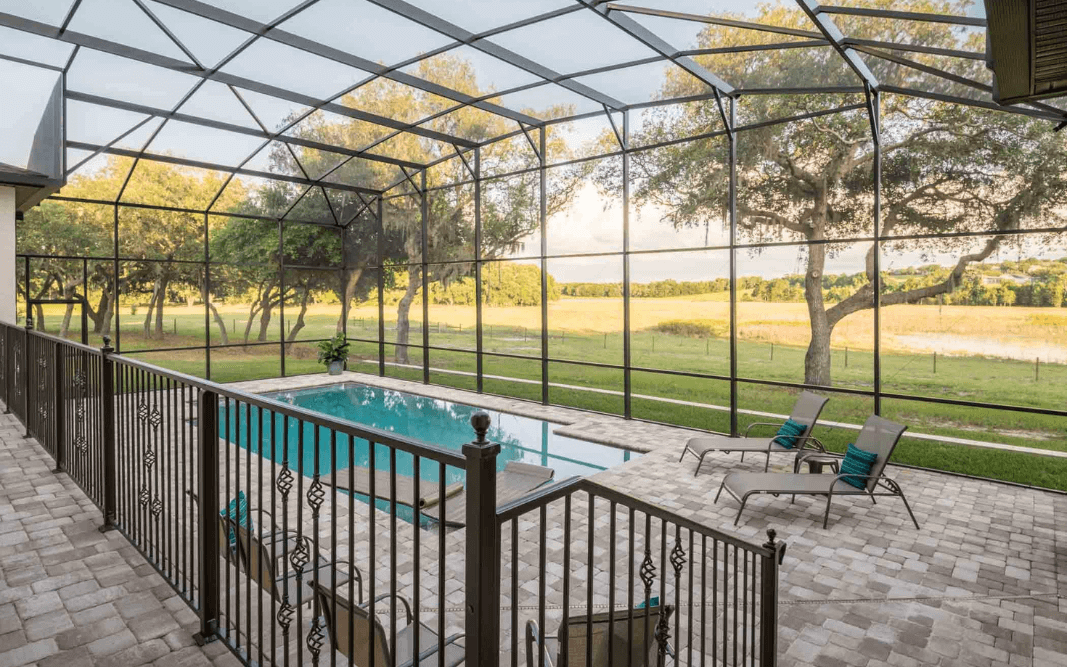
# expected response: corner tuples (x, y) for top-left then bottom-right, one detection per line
(554, 258), (1067, 307)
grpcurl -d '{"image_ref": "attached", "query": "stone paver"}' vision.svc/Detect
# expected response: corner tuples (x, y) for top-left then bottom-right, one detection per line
(0, 411), (216, 667)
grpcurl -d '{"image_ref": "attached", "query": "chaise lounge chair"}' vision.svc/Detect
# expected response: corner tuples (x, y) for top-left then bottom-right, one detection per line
(715, 415), (920, 529)
(679, 391), (830, 475)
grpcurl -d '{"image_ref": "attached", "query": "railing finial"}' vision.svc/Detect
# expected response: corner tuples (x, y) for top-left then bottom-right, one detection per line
(25, 315), (33, 331)
(470, 411), (490, 444)
(764, 528), (777, 549)
(101, 336), (114, 354)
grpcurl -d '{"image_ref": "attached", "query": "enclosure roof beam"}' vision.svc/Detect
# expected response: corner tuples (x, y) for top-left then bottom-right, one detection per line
(593, 1), (734, 98)
(360, 0), (624, 110)
(840, 37), (986, 61)
(65, 90), (426, 170)
(797, 0), (879, 90)
(0, 11), (478, 148)
(816, 5), (987, 28)
(879, 85), (1067, 123)
(150, 0), (543, 127)
(605, 3), (824, 40)
(67, 140), (385, 195)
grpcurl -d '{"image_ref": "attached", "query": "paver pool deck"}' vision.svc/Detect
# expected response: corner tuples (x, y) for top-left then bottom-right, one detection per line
(0, 371), (1064, 666)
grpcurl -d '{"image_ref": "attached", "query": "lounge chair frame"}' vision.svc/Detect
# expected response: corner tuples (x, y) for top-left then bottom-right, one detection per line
(679, 391), (830, 474)
(715, 415), (921, 529)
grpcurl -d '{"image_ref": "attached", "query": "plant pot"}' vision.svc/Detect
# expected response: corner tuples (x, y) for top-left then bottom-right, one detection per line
(327, 360), (344, 375)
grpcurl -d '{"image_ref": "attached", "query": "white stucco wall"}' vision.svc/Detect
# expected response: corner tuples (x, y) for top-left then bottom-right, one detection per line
(0, 187), (15, 324)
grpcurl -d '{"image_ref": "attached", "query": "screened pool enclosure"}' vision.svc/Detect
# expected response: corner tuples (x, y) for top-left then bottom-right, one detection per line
(4, 0), (1067, 491)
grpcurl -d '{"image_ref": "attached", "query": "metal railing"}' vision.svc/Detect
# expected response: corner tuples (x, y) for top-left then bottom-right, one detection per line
(0, 319), (782, 666)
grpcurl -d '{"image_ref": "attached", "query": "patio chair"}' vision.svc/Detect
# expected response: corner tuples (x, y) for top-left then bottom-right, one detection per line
(524, 602), (673, 667)
(679, 391), (830, 474)
(192, 490), (358, 607)
(715, 415), (920, 529)
(239, 516), (359, 608)
(313, 579), (465, 667)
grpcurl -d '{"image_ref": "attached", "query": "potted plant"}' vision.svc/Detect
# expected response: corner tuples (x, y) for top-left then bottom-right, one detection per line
(317, 333), (350, 375)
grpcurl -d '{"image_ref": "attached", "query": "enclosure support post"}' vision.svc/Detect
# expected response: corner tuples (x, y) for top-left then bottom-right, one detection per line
(195, 388), (220, 645)
(99, 337), (117, 532)
(421, 169), (430, 384)
(377, 197), (385, 376)
(539, 127), (549, 406)
(52, 341), (65, 473)
(463, 412), (500, 667)
(278, 218), (286, 378)
(475, 147), (484, 394)
(867, 85), (883, 415)
(203, 212), (212, 381)
(728, 96), (739, 436)
(622, 111), (632, 419)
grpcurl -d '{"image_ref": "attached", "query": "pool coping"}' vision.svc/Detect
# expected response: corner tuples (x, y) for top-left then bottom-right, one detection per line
(224, 370), (709, 454)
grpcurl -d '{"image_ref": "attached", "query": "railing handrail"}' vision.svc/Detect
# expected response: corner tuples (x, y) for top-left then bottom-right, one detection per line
(8, 321), (467, 469)
(497, 475), (776, 558)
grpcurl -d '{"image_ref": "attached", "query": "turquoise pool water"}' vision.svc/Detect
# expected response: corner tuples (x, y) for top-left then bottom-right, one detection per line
(223, 383), (638, 493)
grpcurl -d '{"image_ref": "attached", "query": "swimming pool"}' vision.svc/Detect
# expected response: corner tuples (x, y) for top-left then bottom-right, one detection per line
(224, 383), (638, 490)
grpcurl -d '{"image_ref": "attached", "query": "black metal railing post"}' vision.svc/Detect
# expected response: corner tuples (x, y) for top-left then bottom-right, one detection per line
(195, 388), (220, 645)
(760, 529), (785, 666)
(99, 336), (117, 532)
(52, 340), (65, 473)
(23, 316), (33, 437)
(463, 411), (500, 667)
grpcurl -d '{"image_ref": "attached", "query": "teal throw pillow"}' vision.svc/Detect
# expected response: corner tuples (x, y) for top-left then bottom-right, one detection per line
(839, 443), (878, 489)
(773, 419), (807, 449)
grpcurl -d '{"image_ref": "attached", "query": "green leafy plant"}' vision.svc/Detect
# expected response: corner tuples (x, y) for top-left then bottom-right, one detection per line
(316, 333), (350, 366)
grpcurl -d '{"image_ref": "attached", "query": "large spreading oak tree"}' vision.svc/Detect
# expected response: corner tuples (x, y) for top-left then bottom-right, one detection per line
(615, 0), (1067, 386)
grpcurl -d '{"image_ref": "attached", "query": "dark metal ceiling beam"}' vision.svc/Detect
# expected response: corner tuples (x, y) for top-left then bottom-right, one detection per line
(65, 90), (426, 170)
(151, 0), (543, 127)
(797, 0), (878, 89)
(592, 1), (734, 98)
(360, 0), (624, 109)
(880, 84), (1067, 122)
(840, 37), (986, 60)
(66, 140), (384, 195)
(604, 3), (824, 40)
(816, 5), (987, 28)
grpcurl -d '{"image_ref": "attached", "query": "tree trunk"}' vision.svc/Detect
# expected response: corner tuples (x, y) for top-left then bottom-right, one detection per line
(208, 301), (229, 346)
(394, 268), (421, 365)
(154, 277), (168, 338)
(257, 303), (273, 342)
(100, 287), (114, 338)
(34, 302), (45, 331)
(89, 288), (109, 333)
(143, 282), (158, 338)
(286, 286), (311, 347)
(802, 213), (833, 387)
(337, 267), (364, 333)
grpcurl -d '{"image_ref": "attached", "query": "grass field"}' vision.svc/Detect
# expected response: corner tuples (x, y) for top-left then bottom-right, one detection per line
(22, 297), (1067, 491)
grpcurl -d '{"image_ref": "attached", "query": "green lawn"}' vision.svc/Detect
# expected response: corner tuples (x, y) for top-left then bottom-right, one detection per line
(23, 305), (1067, 492)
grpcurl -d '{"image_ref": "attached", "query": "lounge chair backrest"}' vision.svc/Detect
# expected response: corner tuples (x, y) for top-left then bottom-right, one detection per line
(218, 515), (241, 567)
(788, 391), (829, 437)
(315, 584), (390, 667)
(560, 604), (661, 667)
(240, 527), (279, 596)
(853, 416), (907, 491)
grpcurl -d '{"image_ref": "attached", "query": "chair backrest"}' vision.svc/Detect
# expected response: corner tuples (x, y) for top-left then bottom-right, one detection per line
(853, 415), (908, 491)
(238, 526), (281, 597)
(788, 391), (829, 438)
(218, 514), (242, 567)
(560, 604), (662, 667)
(315, 584), (390, 667)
